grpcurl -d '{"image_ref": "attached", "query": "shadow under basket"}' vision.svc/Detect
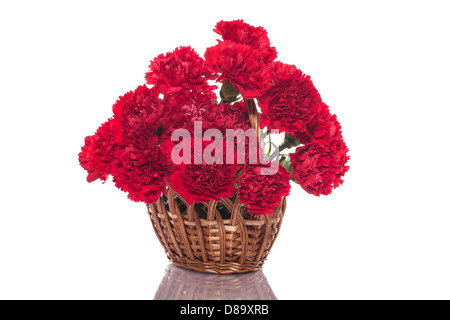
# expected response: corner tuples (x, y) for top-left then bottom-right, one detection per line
(147, 186), (287, 274)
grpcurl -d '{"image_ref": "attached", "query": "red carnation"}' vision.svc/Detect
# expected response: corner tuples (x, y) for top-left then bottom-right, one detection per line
(79, 119), (115, 183)
(214, 19), (277, 64)
(111, 137), (170, 203)
(163, 97), (225, 136)
(290, 140), (349, 196)
(238, 162), (291, 215)
(295, 102), (343, 145)
(163, 87), (217, 113)
(258, 62), (322, 134)
(79, 136), (105, 183)
(161, 99), (255, 171)
(145, 46), (217, 96)
(88, 120), (115, 179)
(221, 100), (252, 131)
(165, 99), (251, 135)
(168, 162), (238, 205)
(204, 40), (272, 99)
(112, 85), (166, 144)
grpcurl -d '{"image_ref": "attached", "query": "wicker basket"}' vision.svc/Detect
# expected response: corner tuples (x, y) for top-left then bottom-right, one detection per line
(154, 264), (277, 300)
(147, 99), (287, 274)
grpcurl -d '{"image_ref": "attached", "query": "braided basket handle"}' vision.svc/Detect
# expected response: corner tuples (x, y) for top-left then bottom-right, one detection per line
(228, 99), (265, 226)
(244, 99), (262, 145)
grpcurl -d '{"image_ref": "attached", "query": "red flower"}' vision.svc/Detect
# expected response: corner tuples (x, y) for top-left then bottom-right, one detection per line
(238, 162), (291, 215)
(112, 85), (166, 144)
(108, 85), (172, 203)
(165, 129), (239, 205)
(79, 119), (115, 183)
(88, 120), (115, 178)
(145, 46), (217, 96)
(221, 100), (252, 131)
(290, 140), (349, 196)
(204, 40), (272, 99)
(111, 137), (170, 203)
(162, 97), (225, 139)
(258, 62), (322, 134)
(161, 98), (251, 146)
(295, 102), (343, 145)
(168, 162), (238, 205)
(79, 136), (105, 183)
(214, 19), (277, 64)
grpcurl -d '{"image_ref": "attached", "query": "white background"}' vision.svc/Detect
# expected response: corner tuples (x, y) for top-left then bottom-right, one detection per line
(1, 0), (449, 300)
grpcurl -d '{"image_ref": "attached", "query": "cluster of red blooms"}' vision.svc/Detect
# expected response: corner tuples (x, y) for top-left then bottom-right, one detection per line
(79, 20), (349, 215)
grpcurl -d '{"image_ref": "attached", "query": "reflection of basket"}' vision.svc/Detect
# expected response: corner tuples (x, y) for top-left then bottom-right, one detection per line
(147, 99), (287, 274)
(154, 264), (277, 300)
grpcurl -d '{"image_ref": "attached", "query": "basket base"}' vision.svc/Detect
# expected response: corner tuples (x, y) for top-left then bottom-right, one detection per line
(169, 256), (264, 274)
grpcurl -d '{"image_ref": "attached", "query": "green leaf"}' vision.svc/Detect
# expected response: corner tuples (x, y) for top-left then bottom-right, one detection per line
(279, 133), (301, 152)
(220, 80), (240, 103)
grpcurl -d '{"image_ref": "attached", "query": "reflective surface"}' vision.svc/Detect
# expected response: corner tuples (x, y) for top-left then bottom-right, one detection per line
(154, 264), (277, 300)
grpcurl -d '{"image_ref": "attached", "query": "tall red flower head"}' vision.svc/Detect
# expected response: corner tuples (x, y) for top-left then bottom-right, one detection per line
(88, 120), (115, 179)
(161, 98), (251, 146)
(220, 100), (252, 131)
(161, 99), (254, 173)
(79, 119), (116, 183)
(111, 137), (170, 203)
(108, 85), (172, 203)
(165, 127), (239, 205)
(294, 102), (343, 145)
(258, 62), (322, 134)
(204, 40), (272, 99)
(79, 136), (103, 183)
(162, 96), (225, 140)
(214, 19), (277, 64)
(168, 162), (238, 205)
(112, 85), (166, 145)
(290, 140), (350, 196)
(238, 162), (291, 215)
(145, 46), (217, 96)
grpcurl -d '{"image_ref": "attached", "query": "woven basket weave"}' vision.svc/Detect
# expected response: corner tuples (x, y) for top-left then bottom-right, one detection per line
(147, 99), (287, 274)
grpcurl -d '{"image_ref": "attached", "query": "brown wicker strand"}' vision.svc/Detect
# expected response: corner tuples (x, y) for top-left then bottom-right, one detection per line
(255, 215), (272, 263)
(192, 206), (208, 263)
(214, 210), (226, 264)
(267, 197), (287, 253)
(229, 196), (241, 227)
(148, 203), (174, 256)
(237, 214), (248, 265)
(187, 203), (195, 221)
(207, 200), (216, 220)
(147, 204), (169, 252)
(157, 197), (184, 257)
(167, 188), (195, 260)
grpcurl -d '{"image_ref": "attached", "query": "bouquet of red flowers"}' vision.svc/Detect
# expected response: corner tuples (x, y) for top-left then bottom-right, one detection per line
(79, 20), (349, 273)
(79, 20), (349, 211)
